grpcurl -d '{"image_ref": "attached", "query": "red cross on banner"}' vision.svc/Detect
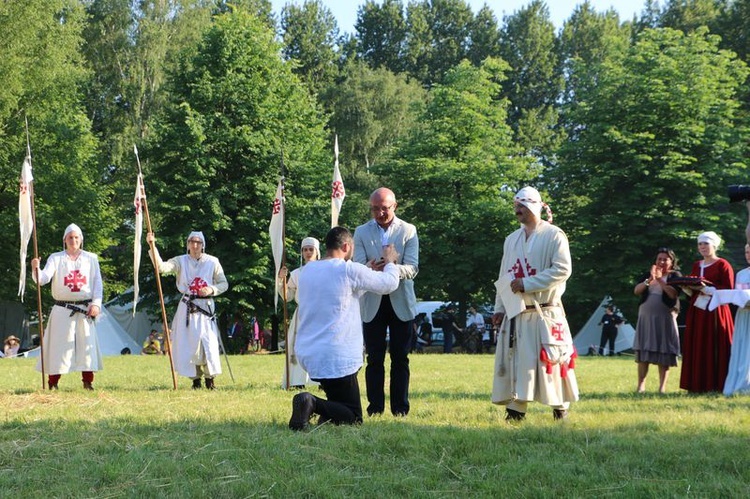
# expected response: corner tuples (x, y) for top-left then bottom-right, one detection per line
(332, 180), (345, 199)
(551, 323), (565, 341)
(19, 182), (28, 195)
(64, 270), (87, 292)
(272, 197), (281, 215)
(189, 277), (209, 295)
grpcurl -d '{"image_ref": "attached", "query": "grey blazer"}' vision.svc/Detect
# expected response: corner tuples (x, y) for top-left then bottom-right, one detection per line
(353, 216), (419, 323)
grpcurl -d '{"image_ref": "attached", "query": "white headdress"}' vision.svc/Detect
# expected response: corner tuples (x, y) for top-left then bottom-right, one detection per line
(697, 231), (721, 249)
(186, 231), (206, 253)
(300, 237), (321, 262)
(514, 186), (553, 222)
(63, 223), (83, 249)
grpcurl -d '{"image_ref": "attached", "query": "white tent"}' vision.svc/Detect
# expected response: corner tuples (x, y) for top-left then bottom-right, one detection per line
(574, 296), (635, 355)
(24, 306), (140, 357)
(106, 301), (161, 346)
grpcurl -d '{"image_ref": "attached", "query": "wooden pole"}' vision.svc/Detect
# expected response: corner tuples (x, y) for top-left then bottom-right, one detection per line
(25, 119), (46, 390)
(134, 150), (177, 390)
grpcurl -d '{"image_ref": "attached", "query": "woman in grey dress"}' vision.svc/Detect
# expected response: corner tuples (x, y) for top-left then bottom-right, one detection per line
(633, 247), (682, 394)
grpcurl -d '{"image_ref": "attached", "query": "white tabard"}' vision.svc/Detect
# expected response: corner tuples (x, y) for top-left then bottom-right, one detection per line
(492, 221), (579, 408)
(34, 250), (104, 375)
(153, 250), (228, 378)
(278, 267), (317, 388)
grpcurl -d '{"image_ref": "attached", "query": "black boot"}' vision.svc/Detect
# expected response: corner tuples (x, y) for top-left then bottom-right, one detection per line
(192, 378), (201, 390)
(204, 377), (215, 390)
(289, 392), (316, 431)
(83, 381), (94, 391)
(552, 408), (569, 421)
(505, 408), (526, 421)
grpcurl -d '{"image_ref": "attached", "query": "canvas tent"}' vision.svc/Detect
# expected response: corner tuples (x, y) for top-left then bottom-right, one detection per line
(24, 306), (140, 357)
(574, 296), (635, 355)
(0, 301), (30, 350)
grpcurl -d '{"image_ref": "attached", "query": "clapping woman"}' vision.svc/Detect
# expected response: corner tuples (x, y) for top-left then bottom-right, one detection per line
(633, 247), (682, 393)
(680, 231), (734, 393)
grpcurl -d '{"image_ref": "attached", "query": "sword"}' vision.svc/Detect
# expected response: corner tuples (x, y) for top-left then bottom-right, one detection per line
(216, 328), (235, 383)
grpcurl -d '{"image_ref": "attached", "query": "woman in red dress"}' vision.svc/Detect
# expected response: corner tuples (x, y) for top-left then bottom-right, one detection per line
(680, 231), (734, 393)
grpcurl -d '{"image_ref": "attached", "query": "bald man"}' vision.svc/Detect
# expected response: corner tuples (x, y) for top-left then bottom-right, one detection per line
(353, 187), (419, 416)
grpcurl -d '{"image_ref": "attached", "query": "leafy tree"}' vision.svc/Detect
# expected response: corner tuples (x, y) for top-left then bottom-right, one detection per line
(144, 9), (329, 322)
(467, 5), (501, 66)
(552, 27), (749, 324)
(0, 0), (117, 304)
(403, 0), (474, 85)
(659, 0), (723, 32)
(499, 0), (564, 166)
(355, 0), (407, 74)
(325, 61), (425, 178)
(380, 58), (533, 314)
(280, 0), (340, 95)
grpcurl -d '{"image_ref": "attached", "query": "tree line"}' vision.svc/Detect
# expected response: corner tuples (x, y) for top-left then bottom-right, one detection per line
(1, 0), (748, 329)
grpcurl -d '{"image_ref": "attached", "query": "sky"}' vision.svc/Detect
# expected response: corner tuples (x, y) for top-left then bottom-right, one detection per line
(270, 0), (647, 33)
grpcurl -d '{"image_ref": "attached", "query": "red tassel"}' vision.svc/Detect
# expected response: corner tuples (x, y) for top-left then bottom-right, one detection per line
(540, 348), (553, 374)
(569, 347), (578, 370)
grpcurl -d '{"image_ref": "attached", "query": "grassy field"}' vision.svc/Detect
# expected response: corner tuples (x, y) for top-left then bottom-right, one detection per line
(1, 352), (749, 497)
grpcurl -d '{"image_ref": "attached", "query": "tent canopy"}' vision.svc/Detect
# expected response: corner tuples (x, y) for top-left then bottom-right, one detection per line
(573, 296), (635, 355)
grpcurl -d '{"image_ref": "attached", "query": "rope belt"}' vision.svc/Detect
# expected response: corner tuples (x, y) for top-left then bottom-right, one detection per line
(181, 295), (215, 327)
(54, 300), (92, 317)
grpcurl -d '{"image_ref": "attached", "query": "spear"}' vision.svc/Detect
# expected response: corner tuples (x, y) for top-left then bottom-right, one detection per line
(24, 117), (46, 390)
(134, 145), (177, 390)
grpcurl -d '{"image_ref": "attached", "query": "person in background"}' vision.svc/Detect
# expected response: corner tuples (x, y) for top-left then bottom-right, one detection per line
(597, 306), (623, 356)
(633, 247), (682, 393)
(288, 227), (400, 430)
(3, 335), (21, 358)
(723, 244), (750, 396)
(278, 237), (321, 389)
(680, 231), (734, 393)
(147, 230), (228, 390)
(353, 187), (419, 417)
(31, 224), (103, 390)
(141, 330), (163, 355)
(442, 305), (463, 353)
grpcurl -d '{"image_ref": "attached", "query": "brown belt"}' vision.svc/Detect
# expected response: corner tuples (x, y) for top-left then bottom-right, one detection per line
(521, 302), (560, 313)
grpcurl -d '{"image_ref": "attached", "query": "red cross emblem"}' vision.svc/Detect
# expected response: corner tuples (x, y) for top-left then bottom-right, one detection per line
(134, 197), (141, 215)
(189, 277), (209, 295)
(272, 197), (281, 215)
(20, 182), (28, 195)
(510, 258), (537, 279)
(64, 270), (87, 292)
(551, 322), (565, 341)
(331, 180), (345, 199)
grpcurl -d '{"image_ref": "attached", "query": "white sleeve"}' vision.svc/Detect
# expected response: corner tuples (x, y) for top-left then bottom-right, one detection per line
(349, 262), (399, 295)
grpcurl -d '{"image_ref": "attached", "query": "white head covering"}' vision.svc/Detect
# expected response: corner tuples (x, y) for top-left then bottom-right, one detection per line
(300, 237), (321, 262)
(186, 231), (206, 253)
(697, 231), (721, 249)
(514, 186), (553, 222)
(63, 223), (83, 249)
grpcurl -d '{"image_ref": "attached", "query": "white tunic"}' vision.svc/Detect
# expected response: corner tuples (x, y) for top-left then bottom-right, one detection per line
(492, 221), (579, 407)
(153, 249), (228, 378)
(34, 250), (104, 374)
(296, 259), (399, 379)
(278, 267), (317, 388)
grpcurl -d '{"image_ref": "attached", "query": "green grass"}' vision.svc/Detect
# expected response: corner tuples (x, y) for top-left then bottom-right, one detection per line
(1, 353), (749, 497)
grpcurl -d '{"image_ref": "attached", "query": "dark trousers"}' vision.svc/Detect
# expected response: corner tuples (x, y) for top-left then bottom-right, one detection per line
(312, 372), (363, 425)
(363, 295), (411, 416)
(599, 329), (617, 356)
(443, 329), (454, 353)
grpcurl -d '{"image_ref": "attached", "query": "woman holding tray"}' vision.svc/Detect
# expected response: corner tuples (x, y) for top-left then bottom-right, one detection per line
(680, 231), (734, 393)
(633, 247), (682, 393)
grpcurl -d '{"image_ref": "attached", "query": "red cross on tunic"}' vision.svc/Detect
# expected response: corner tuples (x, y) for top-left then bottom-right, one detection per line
(189, 277), (209, 295)
(272, 198), (281, 215)
(551, 322), (565, 341)
(64, 270), (87, 292)
(510, 258), (537, 279)
(331, 180), (345, 199)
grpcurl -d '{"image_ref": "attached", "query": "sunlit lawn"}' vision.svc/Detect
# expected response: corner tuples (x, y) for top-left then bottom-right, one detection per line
(1, 352), (749, 497)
